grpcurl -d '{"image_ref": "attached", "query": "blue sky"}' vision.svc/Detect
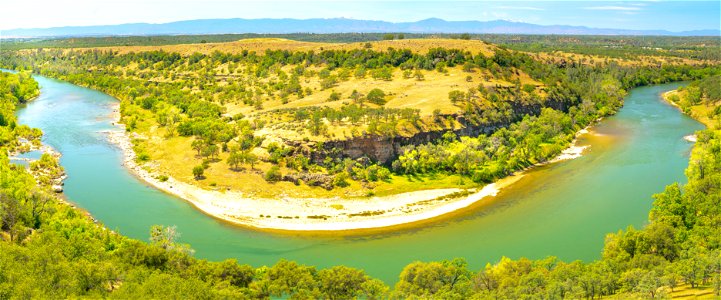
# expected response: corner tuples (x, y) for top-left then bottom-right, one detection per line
(1, 1), (719, 31)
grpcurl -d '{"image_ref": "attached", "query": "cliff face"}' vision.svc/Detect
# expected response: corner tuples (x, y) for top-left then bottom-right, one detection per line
(304, 98), (571, 165)
(310, 119), (500, 165)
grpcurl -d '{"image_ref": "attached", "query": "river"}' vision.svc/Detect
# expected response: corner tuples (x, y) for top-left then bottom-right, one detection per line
(14, 74), (703, 284)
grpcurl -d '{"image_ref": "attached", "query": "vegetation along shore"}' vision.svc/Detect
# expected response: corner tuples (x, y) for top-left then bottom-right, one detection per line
(1, 32), (720, 298)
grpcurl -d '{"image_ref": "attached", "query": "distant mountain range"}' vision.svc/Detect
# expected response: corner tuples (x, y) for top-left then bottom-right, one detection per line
(3, 18), (719, 38)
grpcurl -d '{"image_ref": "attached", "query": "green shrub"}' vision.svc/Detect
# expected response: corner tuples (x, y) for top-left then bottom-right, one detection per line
(264, 166), (282, 182)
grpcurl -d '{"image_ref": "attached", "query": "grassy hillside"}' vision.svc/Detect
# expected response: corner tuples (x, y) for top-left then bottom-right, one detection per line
(2, 38), (716, 199)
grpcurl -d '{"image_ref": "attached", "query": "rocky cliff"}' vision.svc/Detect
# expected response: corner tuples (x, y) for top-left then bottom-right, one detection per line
(303, 97), (571, 165)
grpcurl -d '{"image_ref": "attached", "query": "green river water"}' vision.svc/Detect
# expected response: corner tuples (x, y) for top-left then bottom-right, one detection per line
(14, 74), (703, 284)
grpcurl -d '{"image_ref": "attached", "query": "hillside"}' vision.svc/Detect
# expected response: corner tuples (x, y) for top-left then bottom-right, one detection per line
(2, 38), (714, 202)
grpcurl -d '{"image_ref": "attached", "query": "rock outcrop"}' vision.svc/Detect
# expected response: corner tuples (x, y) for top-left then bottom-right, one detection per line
(302, 97), (571, 165)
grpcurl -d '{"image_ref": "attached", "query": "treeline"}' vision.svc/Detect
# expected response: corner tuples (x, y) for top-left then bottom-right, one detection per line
(480, 34), (721, 61)
(5, 34), (719, 62)
(667, 75), (721, 116)
(0, 71), (42, 150)
(1, 33), (413, 50)
(395, 108), (577, 182)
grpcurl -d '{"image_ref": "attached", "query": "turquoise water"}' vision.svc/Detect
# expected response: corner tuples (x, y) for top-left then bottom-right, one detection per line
(15, 74), (703, 284)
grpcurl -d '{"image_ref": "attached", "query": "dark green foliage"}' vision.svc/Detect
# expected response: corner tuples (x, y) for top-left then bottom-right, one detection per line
(192, 165), (204, 179)
(3, 33), (719, 62)
(366, 88), (386, 105)
(264, 165), (282, 182)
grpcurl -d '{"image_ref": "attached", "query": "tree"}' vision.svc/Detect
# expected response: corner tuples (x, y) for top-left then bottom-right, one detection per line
(371, 67), (393, 81)
(361, 278), (390, 300)
(227, 151), (243, 170)
(201, 144), (219, 159)
(308, 111), (326, 136)
(435, 61), (447, 73)
(0, 192), (21, 241)
(191, 139), (206, 156)
(149, 225), (179, 249)
(192, 165), (205, 179)
(350, 90), (364, 106)
(414, 69), (425, 81)
(264, 166), (282, 182)
(318, 266), (368, 299)
(333, 172), (350, 187)
(244, 151), (258, 170)
(28, 190), (51, 229)
(327, 91), (341, 101)
(522, 84), (536, 94)
(463, 62), (475, 72)
(449, 90), (466, 104)
(366, 88), (386, 105)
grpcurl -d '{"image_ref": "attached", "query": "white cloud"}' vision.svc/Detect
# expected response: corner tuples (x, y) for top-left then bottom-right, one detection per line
(496, 6), (545, 11)
(584, 6), (642, 11)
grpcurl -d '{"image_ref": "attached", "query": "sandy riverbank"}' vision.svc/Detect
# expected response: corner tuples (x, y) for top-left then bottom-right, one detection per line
(103, 104), (589, 231)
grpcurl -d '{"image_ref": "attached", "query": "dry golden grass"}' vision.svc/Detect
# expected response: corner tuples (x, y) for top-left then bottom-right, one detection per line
(667, 284), (717, 299)
(269, 66), (510, 115)
(74, 38), (333, 55)
(241, 64), (539, 142)
(530, 50), (711, 67)
(322, 38), (497, 56)
(71, 38), (497, 56)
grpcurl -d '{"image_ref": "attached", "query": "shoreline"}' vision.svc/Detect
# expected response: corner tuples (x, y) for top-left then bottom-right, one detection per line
(103, 103), (590, 232)
(662, 90), (702, 142)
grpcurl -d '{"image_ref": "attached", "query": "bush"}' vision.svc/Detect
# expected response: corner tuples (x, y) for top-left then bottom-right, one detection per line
(264, 166), (282, 182)
(137, 152), (150, 162)
(333, 172), (350, 187)
(327, 91), (341, 102)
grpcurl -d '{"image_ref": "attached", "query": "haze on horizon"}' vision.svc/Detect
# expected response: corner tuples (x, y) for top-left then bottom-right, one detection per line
(1, 1), (719, 32)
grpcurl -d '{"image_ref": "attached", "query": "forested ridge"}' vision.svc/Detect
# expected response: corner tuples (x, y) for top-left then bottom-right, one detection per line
(1, 44), (721, 298)
(5, 34), (719, 61)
